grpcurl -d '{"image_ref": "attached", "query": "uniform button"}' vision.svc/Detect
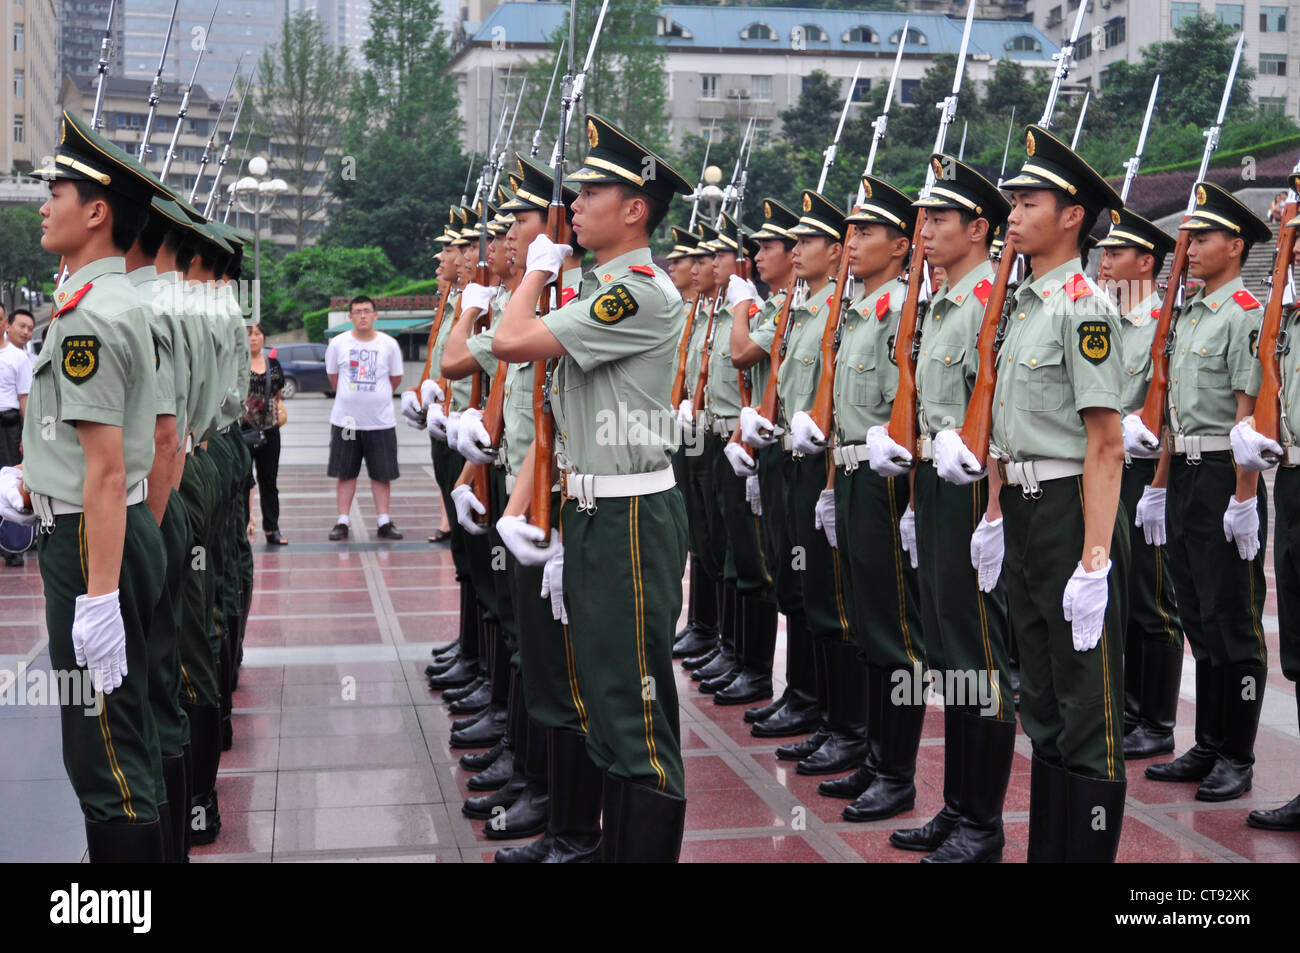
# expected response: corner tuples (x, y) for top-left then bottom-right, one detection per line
(1181, 348), (1186, 355)
(796, 322), (802, 328)
(944, 356), (952, 365)
(857, 363), (864, 370)
(999, 400), (1004, 406)
(1127, 367), (1133, 374)
(1191, 318), (1197, 324)
(602, 273), (612, 282)
(1029, 358), (1037, 367)
(1018, 313), (1025, 321)
(1201, 347), (1208, 355)
(924, 349), (929, 356)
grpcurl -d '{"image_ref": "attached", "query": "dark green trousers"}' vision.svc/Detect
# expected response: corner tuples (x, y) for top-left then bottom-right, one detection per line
(1166, 453), (1267, 667)
(683, 431), (725, 582)
(788, 451), (852, 643)
(1276, 466), (1300, 683)
(148, 491), (191, 756)
(1001, 476), (1128, 780)
(40, 504), (166, 823)
(710, 435), (774, 597)
(560, 490), (688, 796)
(758, 444), (803, 617)
(178, 450), (220, 708)
(487, 465), (518, 654)
(431, 436), (471, 580)
(833, 463), (924, 669)
(913, 464), (1012, 721)
(510, 490), (588, 733)
(1120, 459), (1183, 650)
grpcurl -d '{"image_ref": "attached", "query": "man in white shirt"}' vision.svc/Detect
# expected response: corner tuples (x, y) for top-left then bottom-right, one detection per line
(1, 306), (35, 566)
(325, 295), (405, 540)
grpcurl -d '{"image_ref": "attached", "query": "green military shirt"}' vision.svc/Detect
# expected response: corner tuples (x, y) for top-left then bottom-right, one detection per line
(832, 278), (902, 443)
(466, 287), (509, 381)
(176, 279), (217, 443)
(200, 284), (231, 439)
(230, 283), (251, 407)
(991, 258), (1123, 463)
(22, 257), (159, 505)
(747, 287), (785, 410)
(432, 291), (473, 413)
(670, 297), (692, 387)
(705, 300), (748, 419)
(915, 262), (993, 433)
(776, 279), (835, 426)
(1115, 290), (1162, 417)
(129, 265), (189, 446)
(1279, 307), (1300, 435)
(541, 247), (683, 475)
(217, 285), (247, 428)
(684, 296), (714, 399)
(1167, 276), (1263, 436)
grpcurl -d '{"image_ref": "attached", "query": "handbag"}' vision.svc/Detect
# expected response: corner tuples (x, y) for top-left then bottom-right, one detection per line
(276, 397), (288, 428)
(240, 424), (267, 450)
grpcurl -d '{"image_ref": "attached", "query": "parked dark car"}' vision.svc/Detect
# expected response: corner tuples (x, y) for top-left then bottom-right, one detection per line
(269, 342), (334, 399)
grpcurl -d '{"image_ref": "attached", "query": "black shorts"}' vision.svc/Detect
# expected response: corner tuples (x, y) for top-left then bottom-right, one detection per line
(0, 414), (21, 469)
(327, 425), (400, 482)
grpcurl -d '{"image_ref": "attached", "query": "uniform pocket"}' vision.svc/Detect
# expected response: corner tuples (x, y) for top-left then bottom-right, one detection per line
(1012, 344), (1066, 412)
(926, 344), (967, 403)
(1191, 341), (1229, 389)
(847, 357), (882, 407)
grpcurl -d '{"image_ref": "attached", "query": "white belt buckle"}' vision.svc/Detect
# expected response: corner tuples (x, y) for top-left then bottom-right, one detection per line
(918, 434), (934, 462)
(1183, 434), (1202, 465)
(842, 444), (860, 473)
(570, 472), (597, 514)
(29, 493), (54, 530)
(1286, 446), (1300, 468)
(1015, 460), (1043, 500)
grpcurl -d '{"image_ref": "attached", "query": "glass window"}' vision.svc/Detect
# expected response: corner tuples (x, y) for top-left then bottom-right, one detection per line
(1046, 6), (1062, 28)
(752, 75), (772, 100)
(1259, 97), (1286, 115)
(900, 79), (920, 104)
(1076, 33), (1092, 59)
(14, 115), (23, 144)
(1260, 53), (1287, 76)
(845, 26), (877, 44)
(1215, 4), (1242, 29)
(1006, 35), (1040, 52)
(796, 24), (827, 43)
(13, 69), (23, 98)
(1260, 6), (1287, 32)
(889, 28), (927, 46)
(850, 77), (871, 102)
(701, 74), (718, 99)
(742, 23), (775, 41)
(1104, 16), (1125, 47)
(1171, 3), (1201, 29)
(753, 119), (773, 145)
(13, 25), (23, 52)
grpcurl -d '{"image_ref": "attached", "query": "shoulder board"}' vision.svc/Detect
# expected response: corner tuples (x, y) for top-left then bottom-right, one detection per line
(875, 292), (891, 321)
(53, 282), (93, 319)
(1151, 308), (1161, 321)
(559, 287), (577, 306)
(748, 303), (760, 319)
(973, 279), (992, 307)
(628, 264), (655, 277)
(1232, 288), (1261, 310)
(1064, 273), (1092, 302)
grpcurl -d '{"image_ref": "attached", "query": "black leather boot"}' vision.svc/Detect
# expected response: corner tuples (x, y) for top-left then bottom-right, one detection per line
(746, 689), (786, 724)
(1064, 771), (1127, 863)
(1122, 624), (1142, 735)
(85, 818), (165, 863)
(1026, 754), (1067, 862)
(923, 713), (1016, 863)
(184, 703), (222, 846)
(485, 717), (550, 840)
(447, 678), (492, 714)
(496, 728), (603, 863)
(753, 689), (819, 738)
(600, 776), (687, 863)
(674, 555), (720, 657)
(426, 651), (461, 677)
(715, 594), (777, 705)
(772, 636), (831, 750)
(801, 643), (872, 776)
(469, 672), (523, 791)
(452, 706), (491, 733)
(428, 656), (480, 690)
(443, 671), (488, 703)
(697, 585), (741, 689)
(891, 705), (963, 850)
(1196, 662), (1266, 802)
(819, 662), (883, 799)
(450, 704), (508, 748)
(681, 645), (720, 671)
(1124, 640), (1184, 759)
(843, 663), (924, 816)
(161, 753), (188, 863)
(1146, 661), (1222, 782)
(1248, 694), (1300, 830)
(460, 737), (506, 772)
(431, 585), (481, 687)
(430, 638), (459, 656)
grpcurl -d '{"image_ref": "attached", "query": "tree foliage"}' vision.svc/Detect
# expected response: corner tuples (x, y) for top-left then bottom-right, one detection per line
(259, 245), (397, 333)
(0, 207), (55, 312)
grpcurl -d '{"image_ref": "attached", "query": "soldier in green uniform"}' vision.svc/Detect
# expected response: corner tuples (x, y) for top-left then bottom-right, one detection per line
(741, 190), (858, 773)
(934, 126), (1129, 862)
(1124, 182), (1271, 803)
(492, 113), (692, 862)
(2, 111), (168, 860)
(727, 198), (820, 737)
(789, 175), (924, 819)
(865, 157), (1016, 861)
(1093, 209), (1186, 760)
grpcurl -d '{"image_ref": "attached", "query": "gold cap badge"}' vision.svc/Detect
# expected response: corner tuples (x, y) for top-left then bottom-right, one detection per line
(1196, 185), (1207, 206)
(802, 193), (812, 212)
(1026, 130), (1036, 157)
(931, 157), (944, 180)
(763, 201), (772, 218)
(587, 119), (598, 148)
(58, 119), (67, 145)
(1111, 209), (1121, 226)
(862, 179), (873, 199)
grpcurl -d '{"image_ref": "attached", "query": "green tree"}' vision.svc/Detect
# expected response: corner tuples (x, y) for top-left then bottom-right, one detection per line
(255, 12), (353, 251)
(260, 245), (397, 333)
(0, 207), (55, 312)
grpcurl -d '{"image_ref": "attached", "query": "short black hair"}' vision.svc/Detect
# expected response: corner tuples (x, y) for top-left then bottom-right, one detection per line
(349, 295), (376, 311)
(195, 241), (222, 274)
(1240, 241), (1253, 268)
(136, 207), (170, 258)
(223, 245), (244, 281)
(1150, 251), (1167, 277)
(9, 308), (34, 325)
(956, 209), (996, 249)
(1050, 191), (1100, 252)
(616, 184), (670, 237)
(72, 180), (148, 252)
(169, 229), (197, 273)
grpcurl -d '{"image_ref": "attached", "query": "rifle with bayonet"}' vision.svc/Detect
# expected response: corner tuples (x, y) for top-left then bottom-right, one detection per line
(530, 40), (565, 159)
(90, 0), (120, 129)
(222, 122), (255, 223)
(669, 119), (716, 410)
(960, 0), (1093, 467)
(204, 73), (252, 218)
(1120, 77), (1160, 203)
(136, 0), (180, 160)
(159, 1), (219, 183)
(189, 57), (242, 202)
(531, 0), (610, 537)
(1071, 90), (1090, 150)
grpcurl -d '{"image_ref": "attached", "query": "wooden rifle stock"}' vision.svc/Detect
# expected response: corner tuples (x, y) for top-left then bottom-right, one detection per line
(530, 203), (571, 535)
(958, 239), (1018, 467)
(440, 291), (463, 415)
(671, 295), (701, 410)
(1138, 226), (1193, 436)
(755, 278), (798, 430)
(467, 272), (493, 525)
(887, 215), (931, 458)
(412, 283), (454, 399)
(690, 289), (724, 412)
(1255, 199), (1300, 445)
(808, 229), (857, 440)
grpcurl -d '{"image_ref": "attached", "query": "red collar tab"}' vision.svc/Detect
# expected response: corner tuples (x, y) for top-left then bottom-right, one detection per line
(628, 264), (655, 277)
(973, 279), (992, 307)
(1232, 288), (1261, 310)
(875, 292), (891, 321)
(1064, 273), (1092, 302)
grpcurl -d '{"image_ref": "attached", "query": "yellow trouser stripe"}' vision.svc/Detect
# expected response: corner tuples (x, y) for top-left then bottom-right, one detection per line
(629, 498), (666, 792)
(561, 625), (588, 731)
(887, 478), (919, 667)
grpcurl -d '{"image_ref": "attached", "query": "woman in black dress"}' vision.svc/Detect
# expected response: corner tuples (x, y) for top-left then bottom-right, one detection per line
(244, 324), (288, 545)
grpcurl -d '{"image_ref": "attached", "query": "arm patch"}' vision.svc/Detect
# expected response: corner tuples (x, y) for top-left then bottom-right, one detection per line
(590, 284), (639, 325)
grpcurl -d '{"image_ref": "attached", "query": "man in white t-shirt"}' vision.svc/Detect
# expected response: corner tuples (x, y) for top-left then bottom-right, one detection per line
(325, 295), (405, 540)
(1, 307), (34, 567)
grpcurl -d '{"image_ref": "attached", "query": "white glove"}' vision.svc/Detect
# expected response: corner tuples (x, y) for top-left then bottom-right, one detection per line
(676, 398), (696, 433)
(1230, 418), (1283, 473)
(867, 425), (912, 478)
(0, 467), (36, 525)
(420, 379), (445, 407)
(445, 410), (463, 451)
(790, 410), (827, 456)
(813, 488), (837, 549)
(400, 390), (424, 428)
(1223, 495), (1261, 561)
(525, 233), (572, 283)
(72, 590), (128, 695)
(726, 274), (759, 309)
(746, 475), (762, 516)
(426, 403), (448, 442)
(740, 405), (777, 448)
(1062, 560), (1111, 652)
(1133, 486), (1167, 547)
(899, 504), (917, 570)
(451, 484), (487, 536)
(1121, 413), (1162, 459)
(969, 516), (1005, 593)
(462, 282), (494, 315)
(724, 440), (758, 477)
(539, 551), (568, 624)
(933, 429), (984, 485)
(456, 407), (496, 465)
(497, 514), (563, 567)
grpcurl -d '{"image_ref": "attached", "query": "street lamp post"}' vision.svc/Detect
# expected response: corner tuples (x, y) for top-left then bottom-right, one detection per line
(230, 155), (289, 325)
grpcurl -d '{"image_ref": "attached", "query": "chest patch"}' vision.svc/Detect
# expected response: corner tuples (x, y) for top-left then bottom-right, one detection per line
(590, 284), (638, 325)
(1077, 321), (1112, 366)
(1249, 329), (1259, 357)
(62, 336), (101, 383)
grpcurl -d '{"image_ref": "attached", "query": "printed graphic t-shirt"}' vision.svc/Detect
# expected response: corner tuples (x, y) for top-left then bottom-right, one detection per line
(325, 330), (404, 430)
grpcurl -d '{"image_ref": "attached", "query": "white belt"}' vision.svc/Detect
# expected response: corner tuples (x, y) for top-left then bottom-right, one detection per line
(1285, 446), (1300, 469)
(185, 434), (195, 455)
(31, 480), (148, 527)
(561, 465), (675, 513)
(781, 433), (795, 454)
(505, 473), (562, 495)
(1167, 433), (1231, 463)
(711, 416), (739, 437)
(917, 434), (935, 462)
(832, 443), (870, 472)
(995, 458), (1082, 498)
